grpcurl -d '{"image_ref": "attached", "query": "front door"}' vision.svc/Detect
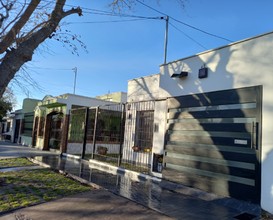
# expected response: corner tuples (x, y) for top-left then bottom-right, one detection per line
(48, 113), (64, 150)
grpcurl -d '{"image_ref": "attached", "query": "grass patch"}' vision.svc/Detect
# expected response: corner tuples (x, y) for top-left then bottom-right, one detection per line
(0, 169), (91, 213)
(0, 158), (35, 169)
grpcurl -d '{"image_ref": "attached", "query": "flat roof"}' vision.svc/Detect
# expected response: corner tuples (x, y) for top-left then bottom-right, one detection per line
(160, 30), (273, 66)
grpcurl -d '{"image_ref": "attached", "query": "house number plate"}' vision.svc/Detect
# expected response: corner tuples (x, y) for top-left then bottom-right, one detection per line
(234, 139), (248, 145)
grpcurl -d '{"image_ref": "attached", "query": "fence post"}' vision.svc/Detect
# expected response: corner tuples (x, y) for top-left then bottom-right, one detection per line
(118, 103), (125, 167)
(81, 107), (89, 159)
(91, 106), (99, 159)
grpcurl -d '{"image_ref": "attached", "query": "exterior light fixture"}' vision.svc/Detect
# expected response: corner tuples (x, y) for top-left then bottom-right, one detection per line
(198, 66), (208, 79)
(171, 71), (188, 78)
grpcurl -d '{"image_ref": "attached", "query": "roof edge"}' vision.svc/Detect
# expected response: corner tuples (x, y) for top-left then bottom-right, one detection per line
(160, 30), (273, 66)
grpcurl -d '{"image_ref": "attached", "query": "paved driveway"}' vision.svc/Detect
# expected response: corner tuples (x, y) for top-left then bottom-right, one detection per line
(0, 141), (58, 159)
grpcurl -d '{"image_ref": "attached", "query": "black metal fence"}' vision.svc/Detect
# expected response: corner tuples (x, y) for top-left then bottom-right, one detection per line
(121, 101), (155, 174)
(67, 101), (155, 174)
(68, 104), (124, 164)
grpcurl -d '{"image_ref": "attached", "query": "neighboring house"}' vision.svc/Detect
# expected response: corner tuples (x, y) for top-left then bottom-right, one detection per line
(96, 91), (127, 103)
(32, 93), (115, 153)
(20, 98), (41, 146)
(0, 112), (15, 141)
(125, 31), (273, 214)
(0, 98), (40, 144)
(10, 109), (23, 143)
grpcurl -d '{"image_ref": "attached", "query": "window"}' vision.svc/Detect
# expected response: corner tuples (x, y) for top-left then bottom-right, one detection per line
(68, 108), (86, 143)
(95, 109), (123, 143)
(135, 111), (154, 151)
(68, 107), (124, 144)
(22, 113), (34, 136)
(6, 121), (11, 132)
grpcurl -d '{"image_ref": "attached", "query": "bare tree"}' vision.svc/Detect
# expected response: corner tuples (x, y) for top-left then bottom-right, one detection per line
(0, 0), (185, 97)
(0, 0), (82, 96)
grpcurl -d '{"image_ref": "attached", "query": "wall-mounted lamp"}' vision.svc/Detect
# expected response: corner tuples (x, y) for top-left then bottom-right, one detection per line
(171, 71), (188, 78)
(198, 67), (208, 79)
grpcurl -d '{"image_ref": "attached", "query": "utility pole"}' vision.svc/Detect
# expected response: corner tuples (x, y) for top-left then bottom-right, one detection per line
(164, 16), (169, 64)
(72, 67), (77, 94)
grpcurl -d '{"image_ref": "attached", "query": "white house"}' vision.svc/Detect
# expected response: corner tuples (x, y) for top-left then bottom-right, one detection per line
(1, 112), (16, 141)
(0, 98), (40, 145)
(125, 31), (273, 214)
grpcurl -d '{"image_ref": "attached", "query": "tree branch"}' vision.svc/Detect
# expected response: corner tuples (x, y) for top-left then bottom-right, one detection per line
(0, 2), (26, 37)
(0, 0), (83, 96)
(62, 7), (82, 17)
(0, 0), (41, 54)
(0, 0), (14, 29)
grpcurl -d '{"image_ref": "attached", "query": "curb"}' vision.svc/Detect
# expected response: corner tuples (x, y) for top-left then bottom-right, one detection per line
(62, 154), (261, 217)
(61, 153), (161, 183)
(87, 159), (161, 183)
(27, 157), (102, 190)
(30, 155), (262, 218)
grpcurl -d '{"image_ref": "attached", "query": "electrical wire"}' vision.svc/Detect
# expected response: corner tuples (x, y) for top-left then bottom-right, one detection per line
(81, 10), (163, 20)
(18, 0), (231, 43)
(169, 21), (207, 50)
(33, 0), (162, 20)
(27, 66), (72, 71)
(66, 18), (152, 25)
(135, 0), (233, 43)
(16, 0), (232, 53)
(18, 0), (163, 21)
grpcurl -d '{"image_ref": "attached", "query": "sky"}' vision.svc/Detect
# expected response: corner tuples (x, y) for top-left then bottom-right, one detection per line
(11, 0), (273, 109)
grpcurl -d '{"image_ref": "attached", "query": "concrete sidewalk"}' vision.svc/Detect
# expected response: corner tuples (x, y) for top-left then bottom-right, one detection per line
(0, 190), (173, 220)
(0, 141), (262, 219)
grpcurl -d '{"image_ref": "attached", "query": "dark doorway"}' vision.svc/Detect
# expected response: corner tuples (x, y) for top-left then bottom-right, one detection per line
(48, 112), (64, 150)
(13, 119), (21, 143)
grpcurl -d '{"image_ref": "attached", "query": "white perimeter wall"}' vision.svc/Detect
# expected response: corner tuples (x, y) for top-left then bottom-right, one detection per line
(127, 74), (160, 102)
(127, 75), (166, 171)
(159, 32), (273, 213)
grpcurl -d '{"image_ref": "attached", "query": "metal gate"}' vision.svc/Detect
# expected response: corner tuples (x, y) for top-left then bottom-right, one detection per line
(68, 104), (125, 165)
(163, 86), (262, 203)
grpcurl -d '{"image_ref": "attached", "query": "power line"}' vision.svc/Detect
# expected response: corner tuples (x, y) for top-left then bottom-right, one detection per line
(28, 66), (72, 71)
(135, 0), (233, 43)
(169, 22), (207, 50)
(81, 10), (163, 20)
(39, 0), (162, 20)
(19, 0), (163, 21)
(66, 18), (154, 25)
(19, 0), (231, 43)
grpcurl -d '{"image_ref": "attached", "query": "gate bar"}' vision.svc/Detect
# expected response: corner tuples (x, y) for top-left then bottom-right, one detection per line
(91, 106), (99, 159)
(81, 107), (89, 159)
(118, 103), (125, 166)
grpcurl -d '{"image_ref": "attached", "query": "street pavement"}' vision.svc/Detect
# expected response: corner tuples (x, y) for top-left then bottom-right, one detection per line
(0, 141), (262, 219)
(0, 141), (58, 159)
